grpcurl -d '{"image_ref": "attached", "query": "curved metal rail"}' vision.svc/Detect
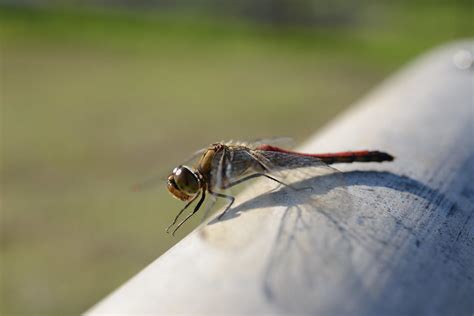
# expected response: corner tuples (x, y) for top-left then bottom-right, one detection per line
(86, 41), (474, 316)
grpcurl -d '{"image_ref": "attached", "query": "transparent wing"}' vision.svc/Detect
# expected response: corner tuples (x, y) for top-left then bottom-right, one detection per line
(133, 139), (292, 192)
(200, 148), (356, 249)
(247, 150), (355, 234)
(210, 137), (296, 190)
(132, 146), (207, 192)
(180, 146), (208, 166)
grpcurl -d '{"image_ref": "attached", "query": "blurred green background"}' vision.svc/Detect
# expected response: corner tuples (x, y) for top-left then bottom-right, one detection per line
(1, 0), (472, 314)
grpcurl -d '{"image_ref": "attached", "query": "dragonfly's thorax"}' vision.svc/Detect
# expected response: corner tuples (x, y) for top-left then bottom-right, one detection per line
(196, 143), (265, 190)
(196, 144), (224, 181)
(167, 165), (204, 201)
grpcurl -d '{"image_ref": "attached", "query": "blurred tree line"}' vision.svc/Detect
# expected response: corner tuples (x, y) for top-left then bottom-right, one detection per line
(3, 0), (471, 27)
(0, 0), (365, 26)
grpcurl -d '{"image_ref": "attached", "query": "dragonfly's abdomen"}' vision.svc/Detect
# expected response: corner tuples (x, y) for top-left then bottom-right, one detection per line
(256, 145), (394, 165)
(312, 150), (394, 164)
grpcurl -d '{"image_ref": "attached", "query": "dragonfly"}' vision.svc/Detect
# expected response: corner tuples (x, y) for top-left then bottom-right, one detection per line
(165, 140), (394, 235)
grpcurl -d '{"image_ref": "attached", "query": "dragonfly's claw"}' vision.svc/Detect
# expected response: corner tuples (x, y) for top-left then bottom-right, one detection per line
(269, 183), (283, 193)
(165, 225), (177, 236)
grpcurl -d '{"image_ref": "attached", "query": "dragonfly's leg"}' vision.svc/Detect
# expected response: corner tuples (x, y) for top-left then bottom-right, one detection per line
(200, 195), (217, 224)
(260, 174), (312, 191)
(171, 190), (206, 236)
(221, 173), (265, 189)
(165, 193), (200, 233)
(223, 173), (311, 192)
(208, 189), (235, 220)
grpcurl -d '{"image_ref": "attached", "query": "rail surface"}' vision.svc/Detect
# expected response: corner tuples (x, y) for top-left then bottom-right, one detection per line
(86, 41), (474, 315)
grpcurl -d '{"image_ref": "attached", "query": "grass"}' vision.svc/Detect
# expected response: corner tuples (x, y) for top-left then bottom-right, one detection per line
(1, 3), (472, 315)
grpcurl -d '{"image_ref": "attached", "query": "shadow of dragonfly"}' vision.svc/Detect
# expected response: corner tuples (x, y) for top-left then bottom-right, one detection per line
(205, 170), (462, 314)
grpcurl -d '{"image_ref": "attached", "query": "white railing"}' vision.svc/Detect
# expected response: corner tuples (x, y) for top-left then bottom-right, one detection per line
(86, 41), (473, 316)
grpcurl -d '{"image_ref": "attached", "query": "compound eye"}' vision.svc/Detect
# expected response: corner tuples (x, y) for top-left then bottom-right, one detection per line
(173, 166), (200, 195)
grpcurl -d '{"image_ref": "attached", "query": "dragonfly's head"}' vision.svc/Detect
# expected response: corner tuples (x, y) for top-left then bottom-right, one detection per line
(167, 165), (201, 201)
